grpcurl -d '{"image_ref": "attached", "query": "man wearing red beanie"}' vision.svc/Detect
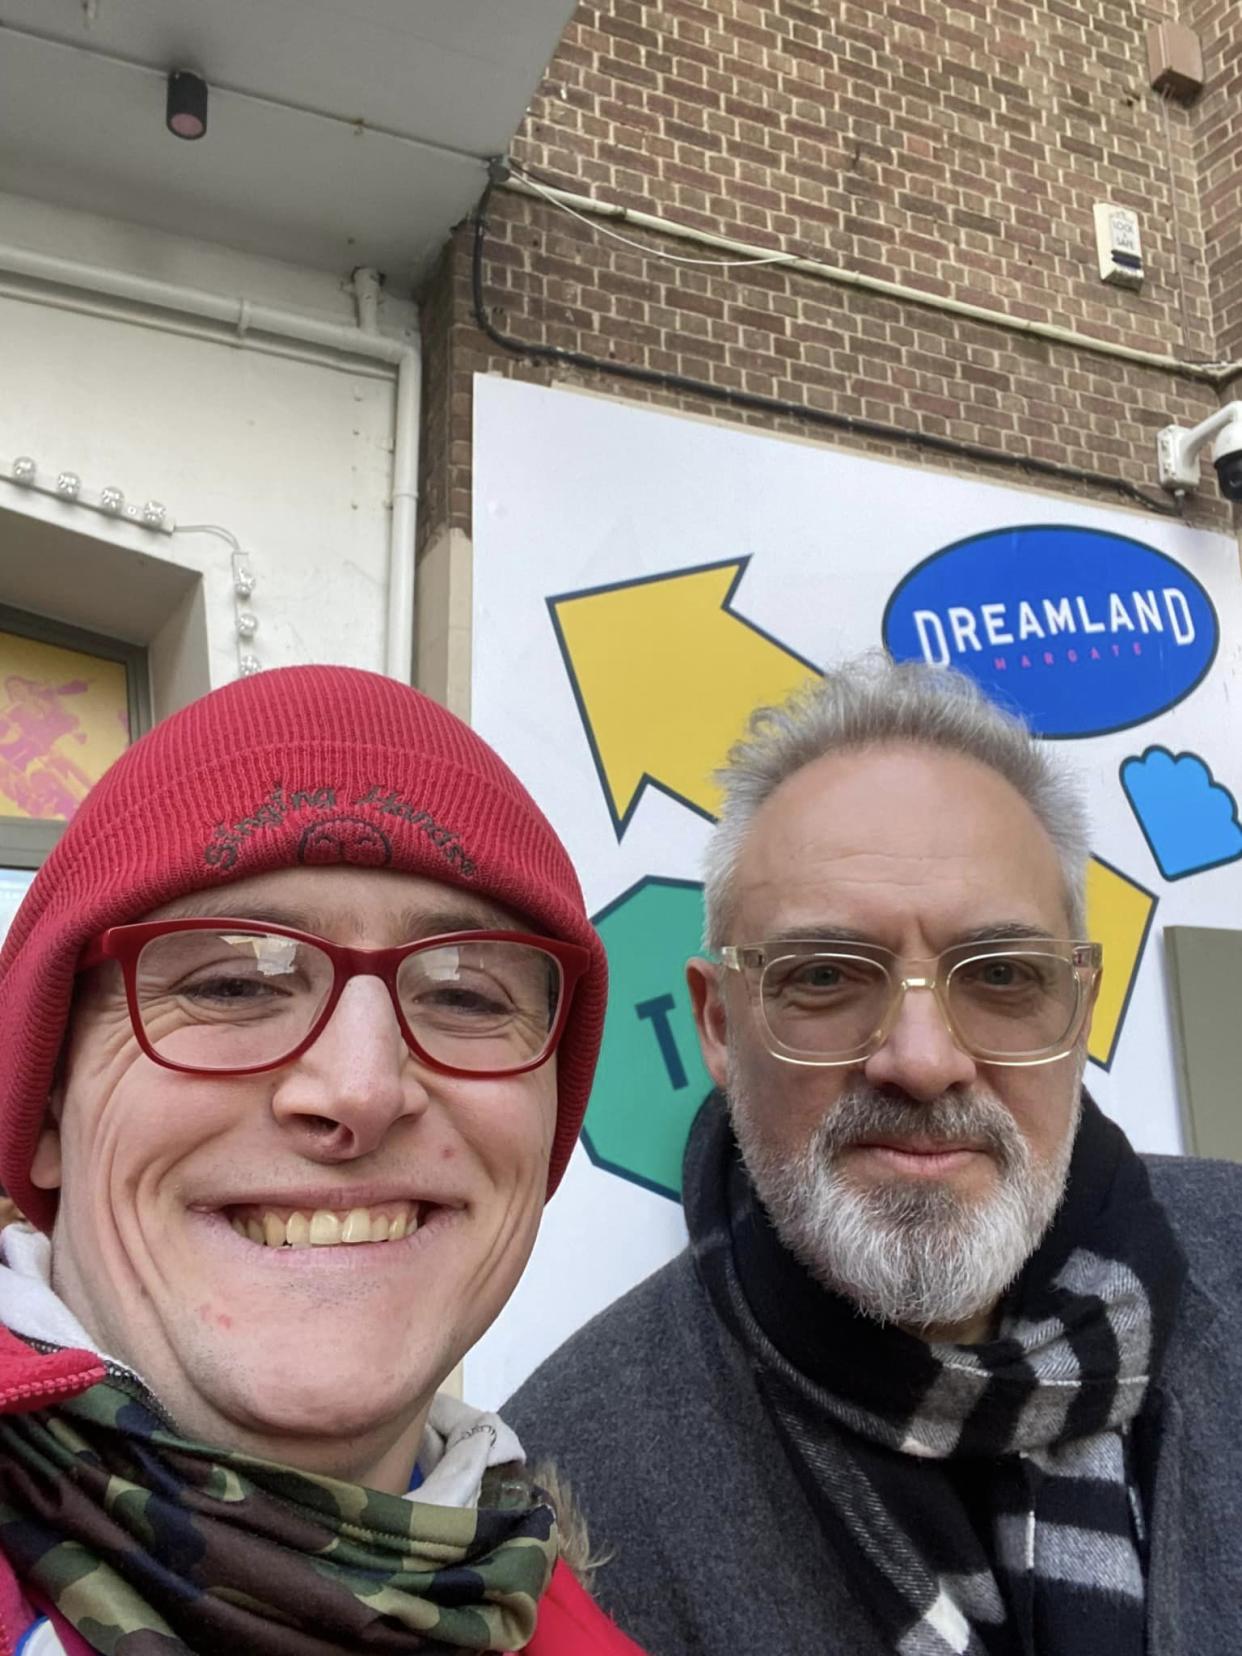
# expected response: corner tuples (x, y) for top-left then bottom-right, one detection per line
(0, 665), (641, 1656)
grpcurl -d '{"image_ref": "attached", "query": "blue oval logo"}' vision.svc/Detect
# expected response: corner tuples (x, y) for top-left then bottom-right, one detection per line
(882, 525), (1219, 738)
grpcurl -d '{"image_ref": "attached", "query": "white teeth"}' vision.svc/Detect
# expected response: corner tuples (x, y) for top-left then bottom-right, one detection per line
(230, 1202), (420, 1248)
(309, 1210), (342, 1247)
(341, 1208), (371, 1244)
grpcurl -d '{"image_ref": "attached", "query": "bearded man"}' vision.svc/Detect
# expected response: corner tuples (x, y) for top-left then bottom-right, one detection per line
(507, 658), (1242, 1656)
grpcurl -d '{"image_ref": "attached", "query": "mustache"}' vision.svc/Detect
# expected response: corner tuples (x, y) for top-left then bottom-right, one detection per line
(814, 1084), (1026, 1169)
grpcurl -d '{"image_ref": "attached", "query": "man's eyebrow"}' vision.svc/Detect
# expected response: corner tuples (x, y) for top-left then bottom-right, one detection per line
(760, 921), (1059, 947)
(159, 899), (335, 935)
(157, 896), (299, 925)
(156, 896), (526, 938)
(951, 922), (1060, 946)
(763, 925), (878, 945)
(393, 904), (529, 939)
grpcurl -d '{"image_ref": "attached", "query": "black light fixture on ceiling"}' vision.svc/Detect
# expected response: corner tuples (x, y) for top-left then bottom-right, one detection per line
(166, 70), (208, 140)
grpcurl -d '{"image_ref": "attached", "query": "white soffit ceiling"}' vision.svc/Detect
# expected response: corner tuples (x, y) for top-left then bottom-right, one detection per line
(0, 0), (576, 288)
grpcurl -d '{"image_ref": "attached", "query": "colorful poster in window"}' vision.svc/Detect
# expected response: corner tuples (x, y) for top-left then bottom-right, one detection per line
(0, 631), (131, 823)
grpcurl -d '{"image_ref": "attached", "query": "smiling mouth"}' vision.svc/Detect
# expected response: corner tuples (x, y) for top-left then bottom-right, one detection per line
(224, 1200), (432, 1248)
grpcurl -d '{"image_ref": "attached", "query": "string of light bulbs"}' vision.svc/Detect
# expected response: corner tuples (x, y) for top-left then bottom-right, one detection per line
(2, 454), (261, 678)
(176, 524), (262, 677)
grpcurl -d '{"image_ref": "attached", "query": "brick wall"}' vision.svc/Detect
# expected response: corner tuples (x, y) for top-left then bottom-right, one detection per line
(1188, 0), (1242, 360)
(417, 0), (1242, 561)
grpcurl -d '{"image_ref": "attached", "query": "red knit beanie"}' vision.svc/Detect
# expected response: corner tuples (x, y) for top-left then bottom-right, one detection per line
(0, 665), (606, 1230)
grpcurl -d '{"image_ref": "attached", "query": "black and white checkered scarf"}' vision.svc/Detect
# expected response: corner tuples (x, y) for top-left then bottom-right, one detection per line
(685, 1092), (1185, 1656)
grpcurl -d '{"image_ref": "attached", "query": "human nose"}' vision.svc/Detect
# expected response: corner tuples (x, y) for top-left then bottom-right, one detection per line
(268, 975), (426, 1160)
(862, 980), (978, 1102)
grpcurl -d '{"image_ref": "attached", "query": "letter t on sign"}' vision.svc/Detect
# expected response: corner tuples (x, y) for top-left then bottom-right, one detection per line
(635, 994), (689, 1090)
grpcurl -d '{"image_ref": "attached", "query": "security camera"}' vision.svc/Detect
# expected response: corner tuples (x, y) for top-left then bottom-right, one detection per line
(1157, 400), (1242, 499)
(1215, 440), (1242, 502)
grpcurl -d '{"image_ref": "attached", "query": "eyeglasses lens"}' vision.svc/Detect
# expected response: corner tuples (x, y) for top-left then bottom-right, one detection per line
(759, 948), (1079, 1060)
(395, 939), (561, 1072)
(134, 930), (563, 1075)
(760, 952), (891, 1058)
(945, 951), (1079, 1058)
(136, 930), (333, 1072)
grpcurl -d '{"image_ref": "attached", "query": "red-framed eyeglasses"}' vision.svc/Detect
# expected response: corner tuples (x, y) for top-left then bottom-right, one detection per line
(79, 919), (590, 1080)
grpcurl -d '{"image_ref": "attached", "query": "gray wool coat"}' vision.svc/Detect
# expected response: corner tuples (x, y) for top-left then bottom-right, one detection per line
(506, 1155), (1242, 1656)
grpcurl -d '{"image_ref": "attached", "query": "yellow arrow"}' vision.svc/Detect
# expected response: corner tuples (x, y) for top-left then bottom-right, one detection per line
(1085, 854), (1157, 1069)
(549, 559), (820, 833)
(551, 561), (1154, 1069)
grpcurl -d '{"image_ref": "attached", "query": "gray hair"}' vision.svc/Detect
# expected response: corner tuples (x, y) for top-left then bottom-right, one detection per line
(703, 655), (1090, 947)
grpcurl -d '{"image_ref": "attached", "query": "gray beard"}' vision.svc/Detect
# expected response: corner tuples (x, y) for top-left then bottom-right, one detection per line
(727, 1063), (1082, 1334)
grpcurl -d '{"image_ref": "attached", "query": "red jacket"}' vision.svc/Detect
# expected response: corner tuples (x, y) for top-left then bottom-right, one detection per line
(0, 1327), (642, 1656)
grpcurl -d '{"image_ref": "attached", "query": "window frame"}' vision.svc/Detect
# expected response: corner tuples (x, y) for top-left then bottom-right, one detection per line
(0, 603), (150, 868)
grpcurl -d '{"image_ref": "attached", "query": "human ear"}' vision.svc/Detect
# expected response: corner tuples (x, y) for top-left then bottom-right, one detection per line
(686, 957), (730, 1090)
(30, 1098), (64, 1193)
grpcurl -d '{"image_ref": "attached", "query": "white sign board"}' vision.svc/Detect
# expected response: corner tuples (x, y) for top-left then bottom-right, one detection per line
(466, 375), (1242, 1407)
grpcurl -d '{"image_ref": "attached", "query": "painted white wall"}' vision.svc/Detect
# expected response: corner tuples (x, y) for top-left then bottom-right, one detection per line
(0, 190), (417, 710)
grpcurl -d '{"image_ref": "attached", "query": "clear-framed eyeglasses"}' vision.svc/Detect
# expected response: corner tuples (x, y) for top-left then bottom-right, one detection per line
(718, 937), (1103, 1068)
(79, 919), (590, 1079)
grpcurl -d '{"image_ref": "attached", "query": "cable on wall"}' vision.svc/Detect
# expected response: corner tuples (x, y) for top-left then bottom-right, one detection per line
(511, 165), (795, 269)
(0, 458), (263, 678)
(471, 181), (1183, 519)
(175, 524), (261, 677)
(502, 159), (1242, 385)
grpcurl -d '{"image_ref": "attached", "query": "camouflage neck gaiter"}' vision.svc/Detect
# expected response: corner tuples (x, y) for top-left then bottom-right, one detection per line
(0, 1375), (558, 1654)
